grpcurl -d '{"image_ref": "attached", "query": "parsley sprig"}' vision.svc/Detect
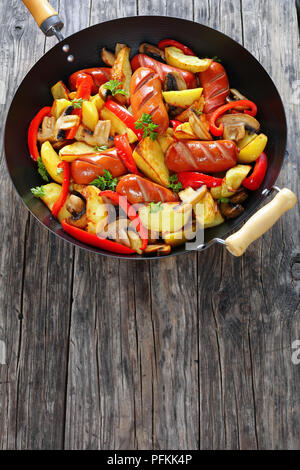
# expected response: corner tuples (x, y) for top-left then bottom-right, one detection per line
(71, 97), (85, 109)
(37, 157), (50, 182)
(149, 201), (163, 213)
(31, 186), (45, 198)
(218, 197), (230, 204)
(104, 80), (128, 97)
(212, 55), (222, 63)
(90, 169), (117, 191)
(167, 174), (183, 193)
(94, 145), (108, 152)
(135, 113), (159, 141)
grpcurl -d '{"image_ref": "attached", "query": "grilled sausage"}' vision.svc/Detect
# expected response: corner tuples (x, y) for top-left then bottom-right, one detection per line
(116, 174), (179, 204)
(131, 54), (197, 89)
(165, 140), (238, 173)
(130, 67), (169, 135)
(69, 68), (111, 95)
(199, 62), (230, 116)
(71, 148), (126, 184)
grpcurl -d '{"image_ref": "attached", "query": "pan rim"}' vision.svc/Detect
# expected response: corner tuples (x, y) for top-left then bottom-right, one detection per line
(4, 15), (287, 260)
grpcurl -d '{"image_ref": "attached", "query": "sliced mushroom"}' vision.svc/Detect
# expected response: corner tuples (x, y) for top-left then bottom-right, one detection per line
(164, 71), (187, 92)
(54, 107), (79, 141)
(230, 188), (249, 204)
(226, 88), (248, 103)
(66, 192), (87, 229)
(220, 202), (244, 219)
(37, 116), (56, 143)
(167, 105), (186, 119)
(99, 83), (111, 101)
(101, 47), (116, 67)
(99, 218), (131, 248)
(75, 120), (111, 147)
(218, 113), (260, 141)
(189, 109), (212, 140)
(143, 244), (172, 256)
(139, 42), (166, 61)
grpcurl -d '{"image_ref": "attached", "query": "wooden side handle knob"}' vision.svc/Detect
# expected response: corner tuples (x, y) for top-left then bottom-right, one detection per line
(22, 0), (58, 27)
(226, 188), (297, 256)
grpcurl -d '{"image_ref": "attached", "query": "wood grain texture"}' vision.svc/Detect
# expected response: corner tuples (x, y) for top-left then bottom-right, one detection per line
(0, 0), (299, 450)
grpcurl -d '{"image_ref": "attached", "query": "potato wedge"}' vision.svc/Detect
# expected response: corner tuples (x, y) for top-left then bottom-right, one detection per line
(100, 107), (137, 143)
(225, 164), (252, 190)
(204, 208), (225, 228)
(78, 185), (108, 235)
(174, 122), (198, 140)
(194, 191), (216, 226)
(51, 81), (69, 100)
(163, 221), (197, 247)
(82, 100), (99, 131)
(111, 46), (132, 105)
(127, 230), (143, 254)
(133, 137), (170, 187)
(163, 88), (203, 108)
(60, 142), (95, 161)
(41, 141), (64, 183)
(139, 202), (192, 233)
(165, 47), (212, 73)
(157, 133), (175, 154)
(237, 131), (258, 150)
(176, 97), (205, 122)
(178, 186), (207, 205)
(51, 99), (72, 119)
(210, 182), (234, 199)
(68, 91), (76, 100)
(101, 47), (116, 67)
(90, 94), (105, 112)
(238, 133), (268, 163)
(41, 183), (69, 223)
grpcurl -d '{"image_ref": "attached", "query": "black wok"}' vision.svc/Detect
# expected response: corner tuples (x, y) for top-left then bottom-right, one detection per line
(4, 4), (296, 259)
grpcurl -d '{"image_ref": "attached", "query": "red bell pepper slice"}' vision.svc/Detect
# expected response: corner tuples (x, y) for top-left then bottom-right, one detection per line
(69, 68), (111, 95)
(99, 190), (148, 251)
(158, 39), (196, 56)
(66, 74), (94, 140)
(177, 172), (223, 189)
(243, 152), (267, 191)
(209, 100), (258, 137)
(61, 220), (135, 254)
(52, 161), (70, 217)
(114, 134), (140, 175)
(104, 99), (143, 140)
(28, 106), (52, 161)
(170, 120), (182, 131)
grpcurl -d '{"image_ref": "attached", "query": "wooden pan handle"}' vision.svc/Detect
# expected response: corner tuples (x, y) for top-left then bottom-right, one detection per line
(22, 0), (63, 36)
(225, 188), (297, 256)
(22, 0), (57, 27)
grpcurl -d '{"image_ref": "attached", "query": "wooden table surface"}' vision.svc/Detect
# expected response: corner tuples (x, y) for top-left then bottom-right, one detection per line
(0, 0), (299, 450)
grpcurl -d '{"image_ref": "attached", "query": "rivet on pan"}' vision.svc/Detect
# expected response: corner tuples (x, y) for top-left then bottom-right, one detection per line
(62, 44), (70, 53)
(67, 55), (74, 62)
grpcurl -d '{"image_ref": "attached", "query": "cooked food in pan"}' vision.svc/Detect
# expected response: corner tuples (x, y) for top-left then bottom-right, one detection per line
(29, 39), (269, 255)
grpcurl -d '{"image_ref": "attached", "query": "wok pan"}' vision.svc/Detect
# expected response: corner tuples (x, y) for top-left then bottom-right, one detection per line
(5, 0), (297, 259)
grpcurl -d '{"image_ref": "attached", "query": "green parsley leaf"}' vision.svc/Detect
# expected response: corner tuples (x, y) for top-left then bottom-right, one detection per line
(94, 145), (108, 152)
(167, 174), (183, 193)
(212, 55), (222, 63)
(104, 80), (128, 97)
(37, 157), (50, 182)
(196, 110), (203, 116)
(89, 169), (117, 191)
(218, 197), (230, 204)
(31, 186), (45, 198)
(135, 113), (159, 141)
(71, 98), (85, 109)
(149, 201), (163, 213)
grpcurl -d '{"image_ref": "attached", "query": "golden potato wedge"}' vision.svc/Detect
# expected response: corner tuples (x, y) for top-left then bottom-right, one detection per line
(68, 91), (76, 100)
(238, 133), (268, 163)
(194, 191), (216, 226)
(51, 81), (69, 100)
(60, 142), (95, 161)
(90, 94), (105, 112)
(176, 97), (205, 122)
(163, 221), (197, 247)
(178, 186), (207, 205)
(79, 185), (108, 235)
(143, 244), (172, 255)
(41, 183), (69, 223)
(163, 88), (203, 108)
(51, 99), (71, 119)
(127, 230), (143, 254)
(111, 46), (132, 105)
(41, 141), (64, 183)
(101, 47), (116, 67)
(133, 137), (170, 187)
(237, 131), (258, 150)
(157, 133), (175, 154)
(165, 47), (212, 73)
(100, 107), (137, 143)
(82, 100), (99, 131)
(204, 209), (225, 228)
(174, 122), (198, 140)
(225, 164), (252, 190)
(139, 202), (192, 233)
